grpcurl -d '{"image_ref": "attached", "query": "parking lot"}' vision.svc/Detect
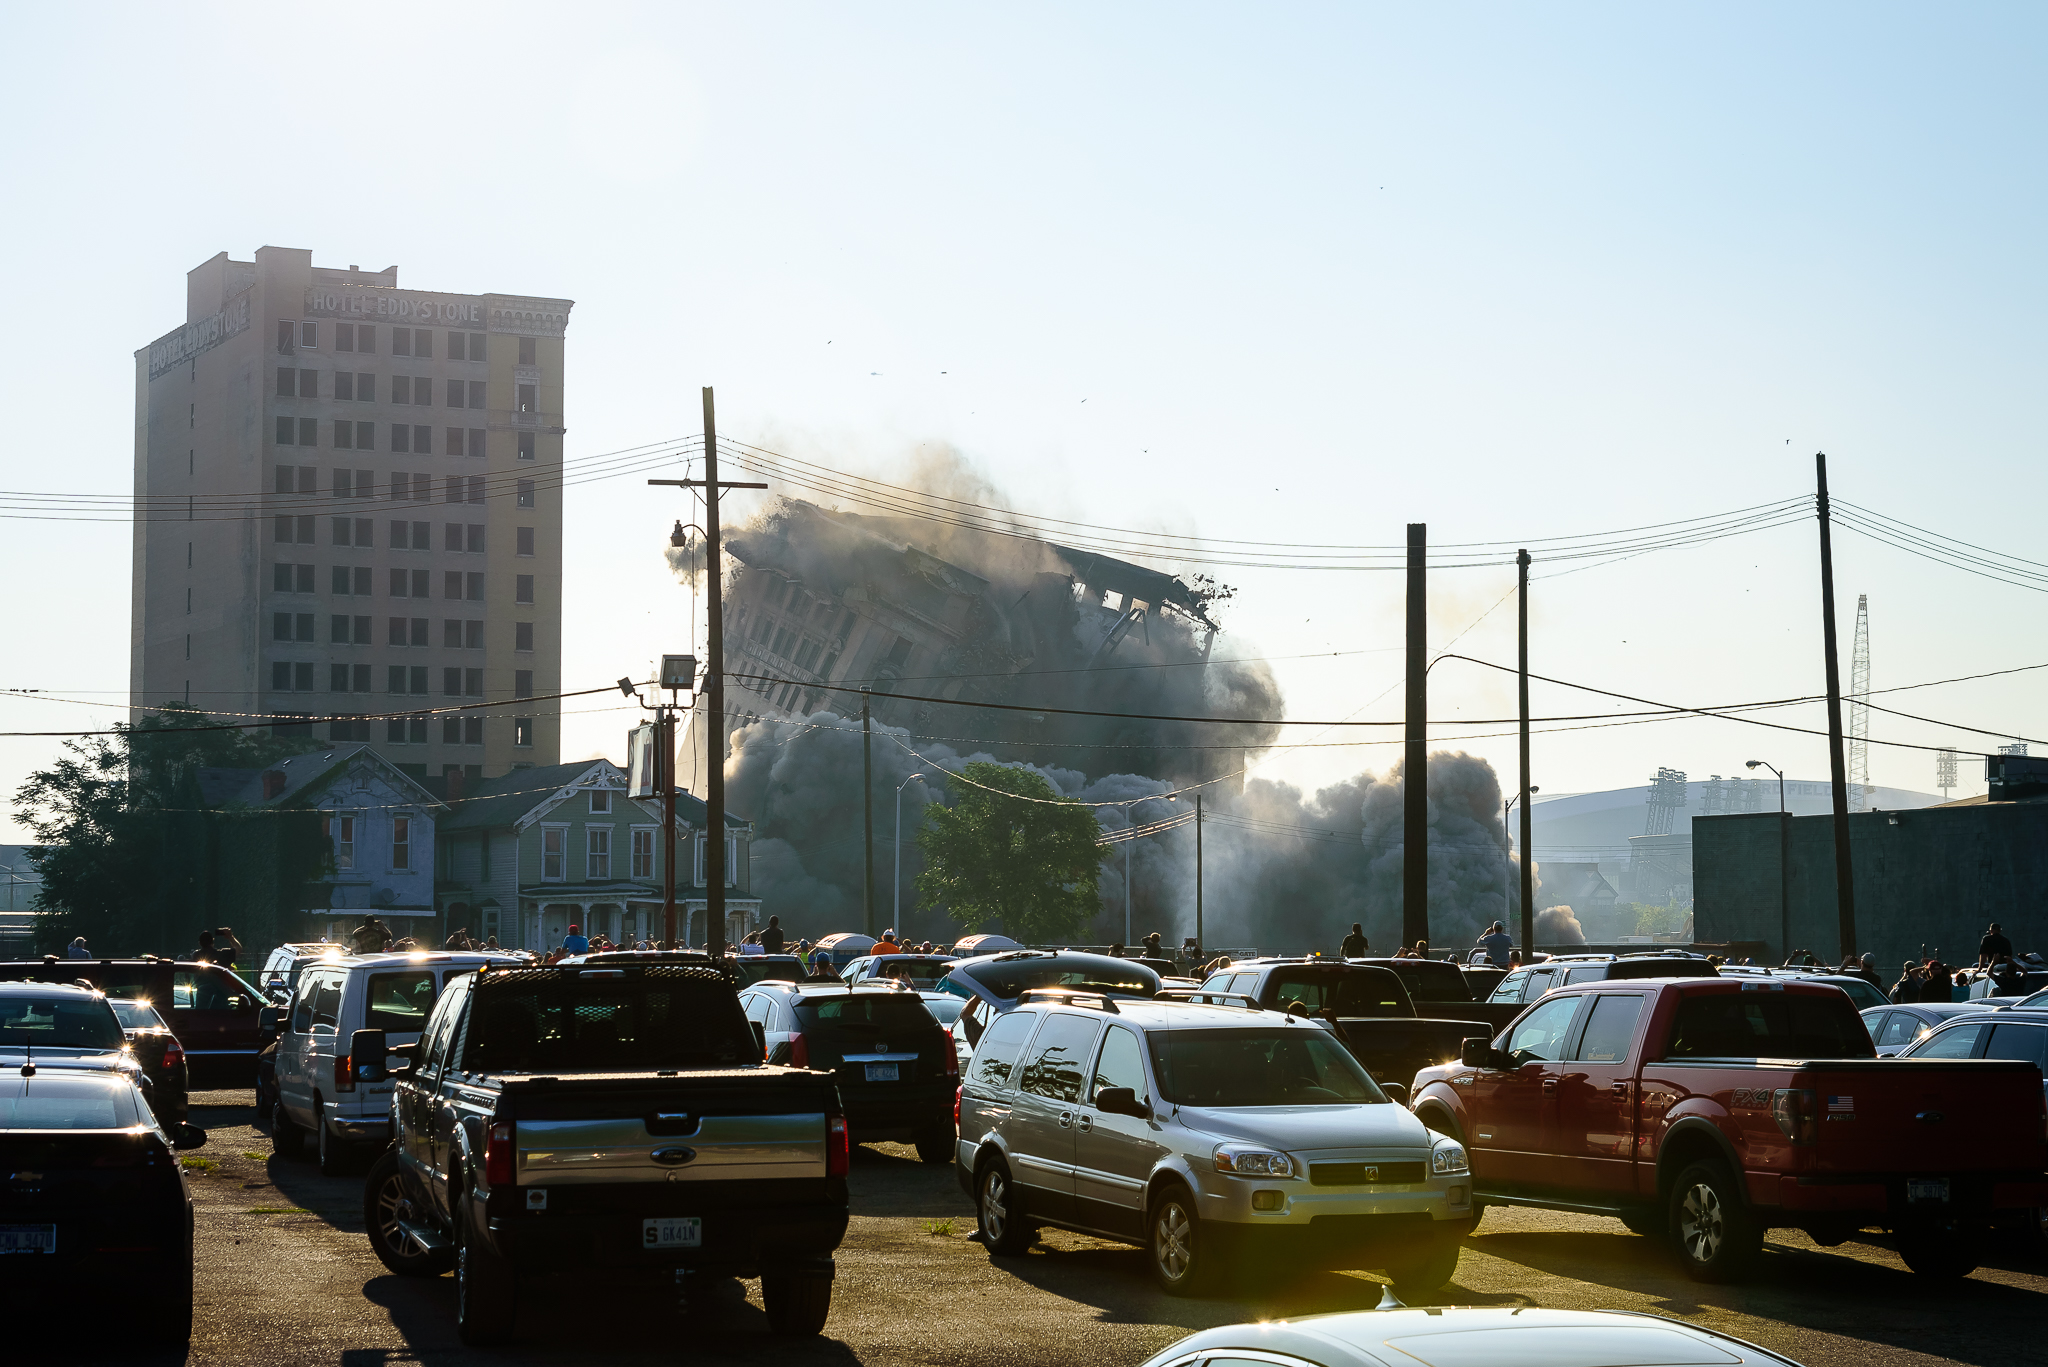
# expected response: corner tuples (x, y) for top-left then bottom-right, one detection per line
(71, 1089), (2039, 1367)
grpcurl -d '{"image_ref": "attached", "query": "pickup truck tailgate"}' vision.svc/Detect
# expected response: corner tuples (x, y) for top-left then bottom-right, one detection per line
(505, 1075), (833, 1186)
(1798, 1058), (2046, 1175)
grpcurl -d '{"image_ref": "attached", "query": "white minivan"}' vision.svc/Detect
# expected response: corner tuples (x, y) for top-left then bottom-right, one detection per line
(271, 950), (520, 1173)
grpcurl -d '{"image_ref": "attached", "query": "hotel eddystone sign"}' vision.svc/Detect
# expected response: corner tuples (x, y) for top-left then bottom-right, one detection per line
(305, 283), (570, 337)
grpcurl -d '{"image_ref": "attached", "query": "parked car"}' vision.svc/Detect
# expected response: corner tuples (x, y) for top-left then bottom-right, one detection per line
(1136, 1305), (1806, 1367)
(107, 997), (190, 1129)
(0, 1068), (201, 1345)
(0, 983), (178, 1131)
(956, 987), (1474, 1297)
(740, 979), (957, 1161)
(1188, 958), (1489, 1097)
(1354, 955), (1533, 1035)
(268, 950), (522, 1174)
(0, 957), (266, 1085)
(358, 956), (849, 1344)
(1895, 1008), (2048, 1252)
(842, 953), (956, 988)
(1410, 976), (2048, 1280)
(944, 950), (1162, 1062)
(254, 942), (346, 1002)
(1768, 971), (1889, 1011)
(1858, 1001), (1995, 1055)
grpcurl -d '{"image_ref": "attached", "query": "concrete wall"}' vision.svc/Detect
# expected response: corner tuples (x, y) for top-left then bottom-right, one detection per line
(1694, 805), (2048, 971)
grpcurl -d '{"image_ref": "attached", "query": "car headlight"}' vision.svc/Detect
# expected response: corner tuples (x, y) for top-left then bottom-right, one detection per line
(1431, 1141), (1470, 1176)
(1213, 1145), (1296, 1178)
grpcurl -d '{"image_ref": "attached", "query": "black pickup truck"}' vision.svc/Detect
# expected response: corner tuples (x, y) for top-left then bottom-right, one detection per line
(351, 959), (849, 1345)
(1187, 958), (1491, 1096)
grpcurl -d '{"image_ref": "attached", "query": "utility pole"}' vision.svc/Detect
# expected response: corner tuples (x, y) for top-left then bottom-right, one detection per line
(1814, 453), (1857, 960)
(863, 691), (876, 939)
(1195, 794), (1204, 955)
(648, 387), (764, 959)
(1517, 548), (1533, 956)
(1124, 830), (1132, 947)
(661, 706), (677, 945)
(1404, 523), (1428, 951)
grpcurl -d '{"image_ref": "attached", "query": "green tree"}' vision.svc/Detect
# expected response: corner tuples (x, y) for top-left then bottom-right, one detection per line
(13, 707), (331, 956)
(916, 763), (1102, 945)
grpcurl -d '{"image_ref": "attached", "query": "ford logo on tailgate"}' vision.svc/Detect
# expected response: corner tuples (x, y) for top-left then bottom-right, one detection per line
(651, 1146), (698, 1167)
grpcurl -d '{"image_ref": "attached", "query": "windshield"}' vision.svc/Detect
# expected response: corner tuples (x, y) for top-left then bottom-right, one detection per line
(108, 1000), (166, 1031)
(0, 1077), (144, 1130)
(1266, 968), (1413, 1017)
(0, 995), (126, 1051)
(956, 956), (1159, 1002)
(1151, 1028), (1387, 1107)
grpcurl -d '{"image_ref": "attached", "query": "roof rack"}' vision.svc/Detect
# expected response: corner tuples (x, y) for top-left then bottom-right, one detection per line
(1017, 987), (1120, 1013)
(1153, 987), (1263, 1011)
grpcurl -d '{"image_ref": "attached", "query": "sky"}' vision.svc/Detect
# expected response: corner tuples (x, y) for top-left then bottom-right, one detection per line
(3, 1), (2046, 844)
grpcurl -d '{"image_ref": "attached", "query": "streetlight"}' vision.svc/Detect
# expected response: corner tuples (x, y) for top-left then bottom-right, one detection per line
(894, 773), (926, 929)
(1504, 787), (1538, 937)
(1746, 760), (1789, 963)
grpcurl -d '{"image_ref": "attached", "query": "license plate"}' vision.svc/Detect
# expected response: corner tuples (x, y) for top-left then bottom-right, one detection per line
(641, 1217), (702, 1249)
(1907, 1179), (1950, 1204)
(0, 1225), (56, 1255)
(864, 1062), (899, 1082)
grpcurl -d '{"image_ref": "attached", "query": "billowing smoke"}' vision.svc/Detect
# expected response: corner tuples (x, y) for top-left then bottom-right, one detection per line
(1537, 905), (1588, 946)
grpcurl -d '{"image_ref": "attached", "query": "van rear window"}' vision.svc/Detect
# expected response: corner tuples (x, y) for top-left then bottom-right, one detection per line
(364, 971), (438, 1033)
(1663, 992), (1873, 1060)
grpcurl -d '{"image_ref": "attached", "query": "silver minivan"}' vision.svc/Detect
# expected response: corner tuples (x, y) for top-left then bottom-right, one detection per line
(271, 950), (519, 1174)
(954, 989), (1473, 1297)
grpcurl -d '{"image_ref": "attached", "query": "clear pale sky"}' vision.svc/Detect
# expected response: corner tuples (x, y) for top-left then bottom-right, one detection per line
(4, 2), (2044, 843)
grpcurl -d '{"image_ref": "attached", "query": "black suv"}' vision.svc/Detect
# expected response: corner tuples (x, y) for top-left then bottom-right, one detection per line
(740, 981), (958, 1162)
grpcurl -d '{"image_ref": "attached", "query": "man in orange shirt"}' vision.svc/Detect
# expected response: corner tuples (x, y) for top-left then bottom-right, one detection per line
(874, 929), (903, 956)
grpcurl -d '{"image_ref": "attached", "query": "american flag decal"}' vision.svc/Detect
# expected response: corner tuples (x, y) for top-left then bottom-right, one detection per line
(1827, 1095), (1854, 1117)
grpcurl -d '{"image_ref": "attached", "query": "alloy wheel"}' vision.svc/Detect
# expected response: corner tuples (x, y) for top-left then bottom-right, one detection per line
(982, 1170), (1009, 1242)
(374, 1172), (415, 1254)
(1678, 1181), (1724, 1262)
(1154, 1201), (1193, 1282)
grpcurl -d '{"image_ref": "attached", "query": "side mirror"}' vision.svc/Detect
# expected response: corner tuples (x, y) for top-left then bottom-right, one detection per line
(257, 1007), (281, 1043)
(1380, 1082), (1409, 1107)
(1094, 1086), (1149, 1118)
(1460, 1038), (1499, 1070)
(349, 1028), (389, 1084)
(749, 1020), (767, 1059)
(173, 1123), (208, 1151)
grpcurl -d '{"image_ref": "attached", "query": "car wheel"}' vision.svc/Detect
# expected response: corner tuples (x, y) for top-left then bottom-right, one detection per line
(761, 1272), (833, 1335)
(977, 1160), (1034, 1256)
(1670, 1160), (1762, 1282)
(315, 1098), (350, 1176)
(365, 1147), (452, 1277)
(914, 1127), (954, 1165)
(455, 1194), (517, 1346)
(1898, 1221), (1979, 1279)
(1148, 1184), (1215, 1296)
(271, 1101), (303, 1158)
(1388, 1232), (1461, 1297)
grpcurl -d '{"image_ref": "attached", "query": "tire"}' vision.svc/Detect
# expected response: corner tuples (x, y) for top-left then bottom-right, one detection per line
(1898, 1223), (1979, 1279)
(315, 1098), (351, 1177)
(1619, 1207), (1666, 1239)
(271, 1100), (303, 1158)
(365, 1148), (452, 1277)
(761, 1273), (833, 1335)
(455, 1195), (517, 1346)
(1669, 1161), (1762, 1283)
(1148, 1184), (1216, 1296)
(977, 1160), (1034, 1257)
(1388, 1232), (1461, 1297)
(914, 1128), (954, 1165)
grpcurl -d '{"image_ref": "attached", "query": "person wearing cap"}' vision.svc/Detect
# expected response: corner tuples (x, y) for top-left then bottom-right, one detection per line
(66, 936), (91, 960)
(874, 929), (903, 956)
(1980, 922), (2014, 967)
(1476, 922), (1513, 968)
(562, 923), (589, 955)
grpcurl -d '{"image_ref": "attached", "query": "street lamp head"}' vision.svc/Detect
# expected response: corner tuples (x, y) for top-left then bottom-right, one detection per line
(1530, 786), (1540, 794)
(669, 520), (689, 549)
(617, 677), (637, 697)
(1744, 760), (1761, 770)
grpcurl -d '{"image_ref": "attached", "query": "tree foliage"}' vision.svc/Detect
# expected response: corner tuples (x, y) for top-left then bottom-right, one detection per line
(915, 763), (1101, 945)
(12, 707), (331, 956)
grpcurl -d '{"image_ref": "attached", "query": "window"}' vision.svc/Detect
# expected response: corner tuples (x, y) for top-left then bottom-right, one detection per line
(518, 431), (535, 461)
(392, 816), (411, 870)
(355, 373), (375, 402)
(354, 616), (371, 646)
(330, 614), (351, 643)
(443, 667), (462, 697)
(516, 622), (534, 652)
(467, 475), (485, 504)
(514, 669), (533, 698)
(469, 427), (486, 458)
(444, 570), (462, 599)
(1664, 994), (1870, 1060)
(517, 479), (535, 508)
(300, 321), (318, 349)
(469, 333), (487, 361)
(465, 620), (484, 650)
(519, 336), (537, 365)
(587, 827), (611, 880)
(469, 380), (486, 408)
(1984, 1023), (2048, 1067)
(1575, 995), (1645, 1063)
(448, 378), (466, 408)
(1091, 1026), (1150, 1107)
(387, 665), (408, 694)
(465, 716), (483, 745)
(412, 568), (430, 597)
(390, 569), (409, 597)
(447, 427), (465, 457)
(276, 367), (294, 397)
(391, 376), (411, 406)
(390, 421), (410, 452)
(388, 616), (407, 646)
(392, 329), (411, 357)
(631, 829), (653, 878)
(300, 417), (318, 446)
(329, 663), (349, 691)
(467, 572), (484, 601)
(466, 524), (485, 552)
(411, 617), (429, 646)
(514, 716), (534, 748)
(1018, 1013), (1104, 1101)
(465, 667), (483, 697)
(1908, 1022), (1986, 1059)
(327, 813), (354, 869)
(278, 320), (296, 354)
(363, 970), (436, 1035)
(442, 717), (462, 745)
(390, 472), (411, 502)
(516, 575), (534, 604)
(297, 367), (318, 398)
(391, 520), (410, 550)
(443, 619), (463, 649)
(448, 332), (466, 362)
(969, 1010), (1041, 1089)
(409, 665), (429, 695)
(1504, 996), (1582, 1064)
(517, 383), (536, 413)
(335, 372), (354, 401)
(272, 613), (292, 641)
(271, 661), (290, 689)
(590, 789), (611, 814)
(444, 477), (461, 504)
(334, 419), (353, 449)
(517, 527), (535, 556)
(412, 378), (433, 406)
(336, 323), (355, 351)
(412, 424), (431, 453)
(356, 422), (374, 451)
(541, 827), (565, 880)
(276, 416), (295, 444)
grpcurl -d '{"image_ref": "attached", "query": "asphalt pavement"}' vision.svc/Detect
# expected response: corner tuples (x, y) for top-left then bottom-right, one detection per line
(60, 1089), (2048, 1367)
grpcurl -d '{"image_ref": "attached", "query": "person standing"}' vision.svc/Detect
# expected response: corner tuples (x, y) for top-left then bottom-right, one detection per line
(760, 916), (786, 955)
(1340, 923), (1369, 958)
(1142, 931), (1163, 959)
(186, 929), (218, 963)
(562, 923), (589, 956)
(1476, 923), (1513, 968)
(1980, 922), (2014, 966)
(65, 936), (91, 960)
(875, 928), (902, 956)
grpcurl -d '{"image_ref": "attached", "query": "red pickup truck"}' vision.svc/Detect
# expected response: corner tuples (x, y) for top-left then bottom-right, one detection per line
(1410, 977), (2048, 1282)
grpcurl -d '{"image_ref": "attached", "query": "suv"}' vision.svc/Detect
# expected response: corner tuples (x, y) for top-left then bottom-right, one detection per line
(740, 980), (958, 1162)
(842, 954), (956, 989)
(954, 990), (1473, 1297)
(268, 950), (521, 1174)
(0, 957), (266, 1084)
(1485, 953), (1717, 1006)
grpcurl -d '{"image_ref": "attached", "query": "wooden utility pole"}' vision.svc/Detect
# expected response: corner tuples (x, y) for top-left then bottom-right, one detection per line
(1404, 523), (1428, 950)
(1195, 794), (1204, 955)
(661, 707), (677, 945)
(1517, 548), (1533, 956)
(1814, 453), (1857, 959)
(863, 691), (876, 938)
(648, 387), (764, 958)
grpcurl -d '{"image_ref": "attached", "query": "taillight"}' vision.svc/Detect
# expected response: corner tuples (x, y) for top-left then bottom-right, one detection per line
(826, 1114), (849, 1177)
(335, 1052), (356, 1093)
(790, 1033), (810, 1070)
(1772, 1088), (1817, 1146)
(484, 1121), (516, 1187)
(161, 1037), (184, 1071)
(954, 1084), (963, 1129)
(939, 1029), (959, 1078)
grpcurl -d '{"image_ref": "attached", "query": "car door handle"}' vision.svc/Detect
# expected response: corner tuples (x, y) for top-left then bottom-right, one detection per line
(1610, 1080), (1629, 1098)
(1076, 1113), (1093, 1133)
(1057, 1111), (1073, 1128)
(1541, 1078), (1558, 1095)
